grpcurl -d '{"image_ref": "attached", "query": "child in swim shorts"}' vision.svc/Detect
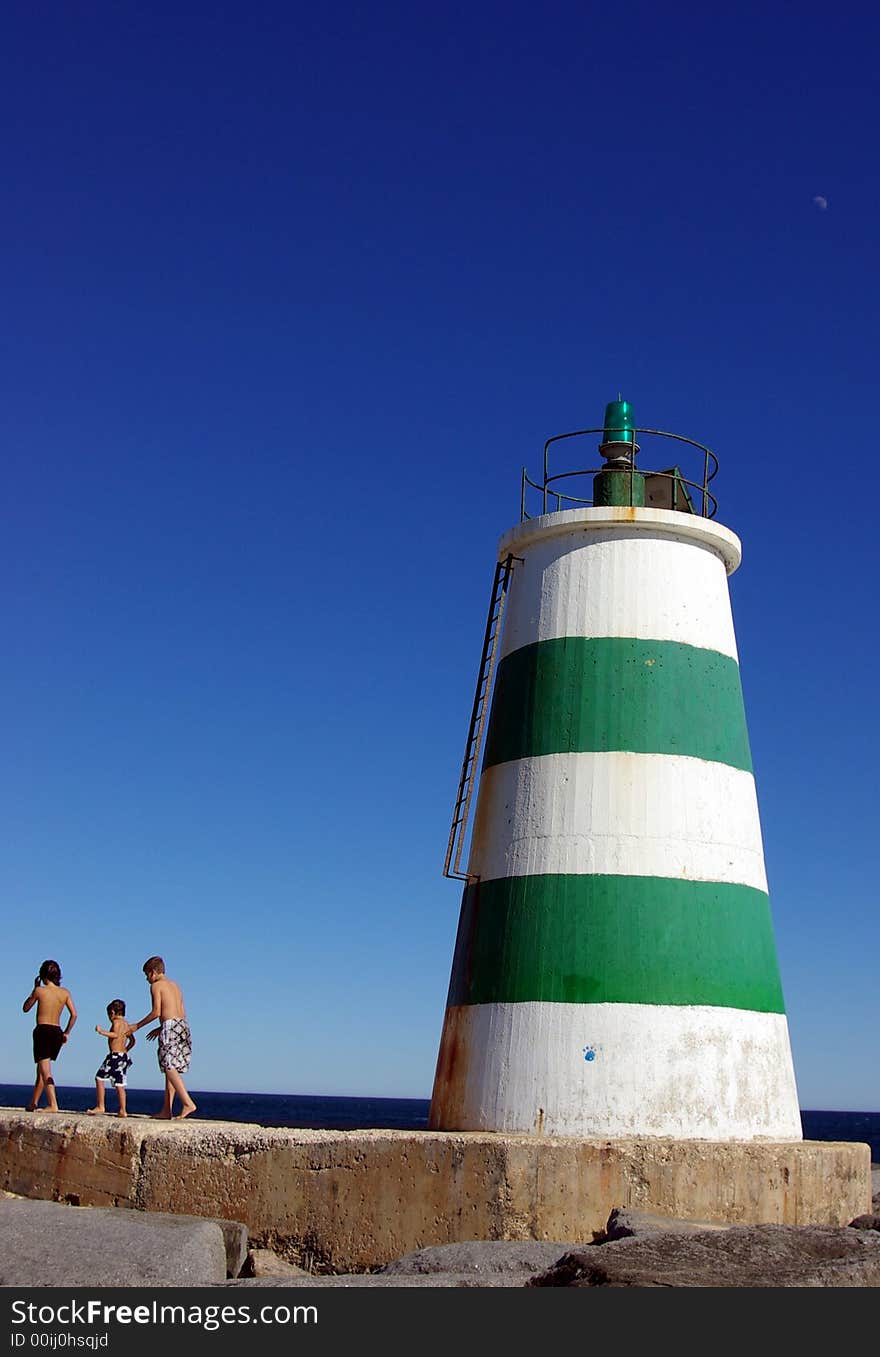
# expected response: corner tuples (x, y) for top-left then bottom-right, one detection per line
(130, 956), (196, 1120)
(22, 960), (77, 1112)
(89, 999), (135, 1117)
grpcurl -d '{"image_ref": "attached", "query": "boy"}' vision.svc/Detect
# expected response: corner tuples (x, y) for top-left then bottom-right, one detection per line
(130, 956), (196, 1119)
(88, 999), (136, 1117)
(22, 960), (77, 1112)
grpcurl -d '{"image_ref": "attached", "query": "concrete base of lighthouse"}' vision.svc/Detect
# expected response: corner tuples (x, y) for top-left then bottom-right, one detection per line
(0, 1110), (870, 1272)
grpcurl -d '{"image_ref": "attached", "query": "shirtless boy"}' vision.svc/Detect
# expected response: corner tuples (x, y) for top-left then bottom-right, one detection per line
(22, 960), (77, 1112)
(89, 999), (136, 1117)
(130, 956), (196, 1119)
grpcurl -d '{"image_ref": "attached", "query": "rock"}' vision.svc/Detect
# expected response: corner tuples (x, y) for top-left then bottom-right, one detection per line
(849, 1215), (880, 1232)
(528, 1224), (880, 1287)
(1, 1110), (870, 1270)
(243, 1248), (312, 1278)
(603, 1207), (731, 1242)
(220, 1272), (524, 1287)
(379, 1240), (591, 1277)
(0, 1198), (228, 1287)
(209, 1218), (249, 1277)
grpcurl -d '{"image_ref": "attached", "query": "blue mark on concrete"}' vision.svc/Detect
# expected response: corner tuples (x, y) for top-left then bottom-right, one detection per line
(583, 1046), (596, 1062)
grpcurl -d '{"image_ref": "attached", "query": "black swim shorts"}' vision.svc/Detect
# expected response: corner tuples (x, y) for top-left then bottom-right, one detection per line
(33, 1025), (65, 1063)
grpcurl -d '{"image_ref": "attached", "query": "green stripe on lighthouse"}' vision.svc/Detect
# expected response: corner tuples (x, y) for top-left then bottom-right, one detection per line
(484, 636), (752, 772)
(448, 874), (784, 1012)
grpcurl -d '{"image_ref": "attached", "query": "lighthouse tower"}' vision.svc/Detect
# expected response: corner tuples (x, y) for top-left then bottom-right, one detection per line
(430, 401), (802, 1140)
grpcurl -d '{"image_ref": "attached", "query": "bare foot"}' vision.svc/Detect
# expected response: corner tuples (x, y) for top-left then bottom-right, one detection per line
(86, 1107), (105, 1115)
(173, 1103), (197, 1120)
(115, 1112), (128, 1118)
(151, 1112), (173, 1120)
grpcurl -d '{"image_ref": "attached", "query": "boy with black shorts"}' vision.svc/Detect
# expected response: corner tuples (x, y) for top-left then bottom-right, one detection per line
(22, 960), (77, 1112)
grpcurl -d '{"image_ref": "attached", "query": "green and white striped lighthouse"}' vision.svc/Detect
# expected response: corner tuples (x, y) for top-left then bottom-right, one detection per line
(429, 401), (802, 1140)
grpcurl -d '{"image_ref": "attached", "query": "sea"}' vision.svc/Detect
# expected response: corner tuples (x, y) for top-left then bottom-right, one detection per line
(1, 1084), (878, 1162)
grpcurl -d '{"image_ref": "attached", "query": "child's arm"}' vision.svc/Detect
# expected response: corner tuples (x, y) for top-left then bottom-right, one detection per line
(95, 1025), (113, 1037)
(62, 993), (77, 1041)
(22, 984), (39, 1014)
(130, 983), (160, 1037)
(125, 1029), (136, 1051)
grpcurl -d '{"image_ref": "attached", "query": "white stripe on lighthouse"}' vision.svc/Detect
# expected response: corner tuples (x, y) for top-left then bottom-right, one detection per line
(500, 526), (740, 661)
(430, 1001), (802, 1140)
(469, 752), (768, 892)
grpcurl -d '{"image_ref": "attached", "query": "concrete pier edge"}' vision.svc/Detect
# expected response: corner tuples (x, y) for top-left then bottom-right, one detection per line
(0, 1109), (870, 1273)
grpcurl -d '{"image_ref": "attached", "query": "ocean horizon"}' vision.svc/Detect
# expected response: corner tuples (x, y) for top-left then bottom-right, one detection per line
(1, 1084), (878, 1161)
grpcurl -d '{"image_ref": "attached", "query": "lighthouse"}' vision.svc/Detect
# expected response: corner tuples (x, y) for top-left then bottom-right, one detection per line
(430, 401), (802, 1140)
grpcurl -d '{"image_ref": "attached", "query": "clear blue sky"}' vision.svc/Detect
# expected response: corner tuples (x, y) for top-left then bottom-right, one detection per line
(1, 1), (876, 1109)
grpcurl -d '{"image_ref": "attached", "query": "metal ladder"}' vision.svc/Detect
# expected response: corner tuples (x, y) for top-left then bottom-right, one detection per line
(443, 552), (518, 881)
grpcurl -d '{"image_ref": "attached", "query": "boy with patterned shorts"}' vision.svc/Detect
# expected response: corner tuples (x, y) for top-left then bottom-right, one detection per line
(130, 956), (196, 1120)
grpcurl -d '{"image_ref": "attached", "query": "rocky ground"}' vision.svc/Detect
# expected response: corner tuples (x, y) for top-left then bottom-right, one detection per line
(2, 1170), (879, 1288)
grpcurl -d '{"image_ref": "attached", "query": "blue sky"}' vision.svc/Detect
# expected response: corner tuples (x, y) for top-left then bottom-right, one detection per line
(1, 1), (877, 1109)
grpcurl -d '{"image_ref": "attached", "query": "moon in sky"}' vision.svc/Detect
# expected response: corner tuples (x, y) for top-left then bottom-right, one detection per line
(813, 195), (828, 210)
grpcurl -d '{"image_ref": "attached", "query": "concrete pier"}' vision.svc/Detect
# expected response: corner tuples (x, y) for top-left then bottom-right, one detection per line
(0, 1109), (870, 1272)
